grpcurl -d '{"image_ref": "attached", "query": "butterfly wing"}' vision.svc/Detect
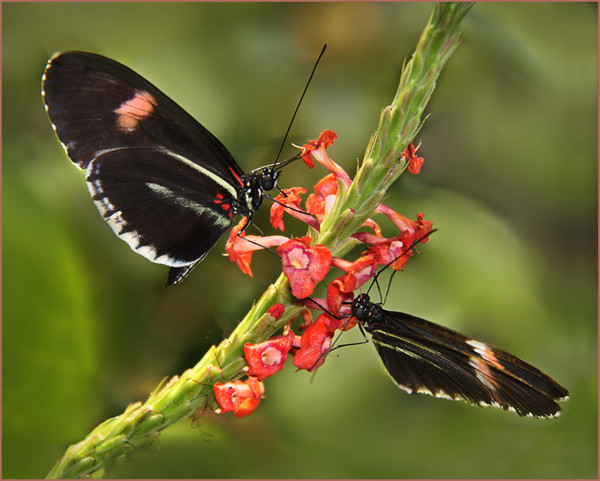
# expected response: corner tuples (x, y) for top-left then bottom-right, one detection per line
(367, 310), (569, 417)
(42, 51), (247, 284)
(86, 146), (237, 285)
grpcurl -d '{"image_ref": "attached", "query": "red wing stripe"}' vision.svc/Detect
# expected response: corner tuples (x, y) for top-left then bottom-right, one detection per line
(229, 166), (246, 188)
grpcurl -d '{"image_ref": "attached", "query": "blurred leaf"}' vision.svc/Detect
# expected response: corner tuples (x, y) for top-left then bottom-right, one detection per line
(3, 169), (99, 478)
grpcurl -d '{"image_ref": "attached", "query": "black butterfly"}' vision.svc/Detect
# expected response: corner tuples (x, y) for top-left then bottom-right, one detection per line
(350, 292), (569, 417)
(42, 51), (283, 286)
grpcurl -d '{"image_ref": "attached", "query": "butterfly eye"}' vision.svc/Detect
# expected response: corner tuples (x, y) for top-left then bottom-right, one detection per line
(258, 168), (278, 191)
(353, 305), (365, 319)
(351, 300), (366, 320)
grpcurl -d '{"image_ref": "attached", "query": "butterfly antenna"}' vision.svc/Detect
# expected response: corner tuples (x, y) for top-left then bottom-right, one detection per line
(368, 228), (439, 300)
(308, 316), (368, 376)
(382, 269), (399, 305)
(272, 44), (327, 168)
(365, 270), (384, 299)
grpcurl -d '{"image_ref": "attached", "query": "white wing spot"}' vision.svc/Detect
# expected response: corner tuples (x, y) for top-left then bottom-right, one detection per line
(468, 356), (498, 391)
(466, 339), (487, 351)
(92, 196), (116, 217)
(467, 339), (503, 370)
(146, 182), (230, 229)
(106, 210), (128, 236)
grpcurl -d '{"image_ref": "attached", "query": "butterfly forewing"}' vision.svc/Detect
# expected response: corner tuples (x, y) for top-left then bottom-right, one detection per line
(42, 51), (244, 179)
(353, 295), (568, 417)
(42, 51), (252, 284)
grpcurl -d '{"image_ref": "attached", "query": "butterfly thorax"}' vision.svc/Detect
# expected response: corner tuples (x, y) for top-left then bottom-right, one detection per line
(352, 293), (384, 331)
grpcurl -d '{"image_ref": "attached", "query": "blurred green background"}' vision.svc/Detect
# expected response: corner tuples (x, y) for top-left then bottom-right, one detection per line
(3, 2), (597, 478)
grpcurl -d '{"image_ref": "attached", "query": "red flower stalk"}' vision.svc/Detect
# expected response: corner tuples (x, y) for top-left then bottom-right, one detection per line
(278, 236), (332, 299)
(213, 377), (265, 418)
(244, 331), (294, 381)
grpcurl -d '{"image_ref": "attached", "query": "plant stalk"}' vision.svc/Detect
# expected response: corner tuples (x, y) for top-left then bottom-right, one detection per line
(47, 3), (473, 478)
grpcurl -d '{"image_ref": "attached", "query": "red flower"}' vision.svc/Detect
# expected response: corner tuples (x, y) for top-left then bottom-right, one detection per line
(297, 130), (352, 187)
(352, 209), (433, 271)
(226, 218), (289, 277)
(351, 231), (418, 271)
(270, 187), (320, 232)
(331, 254), (378, 291)
(292, 313), (335, 371)
(368, 236), (414, 270)
(326, 279), (355, 325)
(360, 218), (383, 237)
(403, 141), (425, 174)
(376, 207), (433, 244)
(267, 303), (285, 320)
(278, 236), (332, 299)
(297, 309), (315, 332)
(270, 187), (305, 231)
(298, 130), (338, 168)
(324, 255), (377, 321)
(244, 331), (294, 381)
(306, 174), (338, 223)
(225, 219), (255, 276)
(213, 377), (265, 418)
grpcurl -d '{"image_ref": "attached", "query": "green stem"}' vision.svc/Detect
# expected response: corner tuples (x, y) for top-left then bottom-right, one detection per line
(47, 3), (473, 478)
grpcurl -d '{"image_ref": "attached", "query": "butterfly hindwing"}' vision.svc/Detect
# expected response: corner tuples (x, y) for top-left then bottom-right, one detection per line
(86, 146), (235, 269)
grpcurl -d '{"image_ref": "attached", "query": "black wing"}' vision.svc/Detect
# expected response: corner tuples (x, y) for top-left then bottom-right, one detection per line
(42, 51), (247, 284)
(367, 310), (569, 417)
(41, 51), (245, 181)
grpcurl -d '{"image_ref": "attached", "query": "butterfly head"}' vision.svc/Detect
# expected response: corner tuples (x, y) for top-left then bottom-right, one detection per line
(257, 167), (279, 192)
(242, 168), (279, 214)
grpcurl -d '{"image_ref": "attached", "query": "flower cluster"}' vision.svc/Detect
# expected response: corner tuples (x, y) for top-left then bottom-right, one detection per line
(214, 131), (432, 417)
